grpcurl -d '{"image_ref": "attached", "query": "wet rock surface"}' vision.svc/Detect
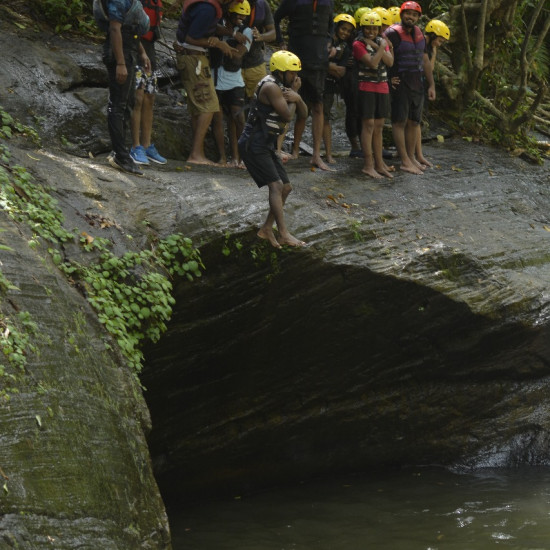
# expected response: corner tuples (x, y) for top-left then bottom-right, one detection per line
(1, 12), (550, 543)
(137, 141), (550, 502)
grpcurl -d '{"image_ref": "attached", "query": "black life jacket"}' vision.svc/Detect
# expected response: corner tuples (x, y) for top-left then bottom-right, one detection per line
(355, 36), (388, 84)
(288, 0), (332, 38)
(241, 74), (287, 147)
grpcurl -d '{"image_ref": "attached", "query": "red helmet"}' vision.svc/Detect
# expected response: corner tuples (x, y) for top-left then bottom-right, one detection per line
(400, 1), (422, 15)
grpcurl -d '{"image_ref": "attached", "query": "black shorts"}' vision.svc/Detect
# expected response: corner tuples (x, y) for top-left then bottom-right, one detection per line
(299, 67), (327, 105)
(390, 82), (424, 123)
(238, 139), (289, 188)
(359, 91), (390, 119)
(216, 86), (245, 116)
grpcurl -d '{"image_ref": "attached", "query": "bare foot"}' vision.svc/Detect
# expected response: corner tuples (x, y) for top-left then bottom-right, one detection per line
(276, 151), (292, 164)
(187, 156), (219, 166)
(258, 227), (281, 248)
(413, 159), (428, 171)
(278, 234), (306, 247)
(383, 163), (396, 172)
(416, 156), (433, 168)
(375, 166), (394, 178)
(362, 166), (383, 179)
(311, 157), (335, 171)
(326, 155), (337, 164)
(400, 162), (423, 175)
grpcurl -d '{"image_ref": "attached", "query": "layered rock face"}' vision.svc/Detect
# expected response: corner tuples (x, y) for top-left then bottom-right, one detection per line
(142, 144), (550, 503)
(1, 10), (550, 546)
(0, 208), (170, 547)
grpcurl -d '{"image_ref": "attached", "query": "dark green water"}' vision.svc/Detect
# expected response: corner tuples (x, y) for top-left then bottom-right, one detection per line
(169, 467), (550, 549)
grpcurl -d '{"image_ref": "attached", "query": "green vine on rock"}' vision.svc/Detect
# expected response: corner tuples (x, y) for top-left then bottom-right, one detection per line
(0, 104), (204, 378)
(59, 234), (203, 375)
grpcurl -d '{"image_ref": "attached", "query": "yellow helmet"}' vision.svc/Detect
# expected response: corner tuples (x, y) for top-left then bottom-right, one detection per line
(270, 50), (302, 73)
(372, 7), (392, 26)
(354, 7), (371, 24)
(360, 11), (382, 27)
(388, 6), (401, 24)
(228, 0), (251, 15)
(425, 19), (451, 40)
(334, 13), (357, 28)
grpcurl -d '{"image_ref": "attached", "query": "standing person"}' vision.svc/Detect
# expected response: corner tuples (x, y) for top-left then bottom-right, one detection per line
(383, 1), (435, 175)
(274, 0), (334, 171)
(174, 0), (238, 165)
(413, 19), (450, 167)
(238, 51), (308, 248)
(212, 0), (254, 167)
(241, 0), (276, 101)
(95, 0), (151, 175)
(130, 0), (167, 166)
(323, 13), (355, 164)
(353, 11), (394, 178)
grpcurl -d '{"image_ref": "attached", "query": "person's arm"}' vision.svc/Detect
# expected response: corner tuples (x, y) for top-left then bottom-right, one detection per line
(423, 52), (436, 100)
(138, 42), (151, 74)
(184, 5), (239, 56)
(109, 20), (128, 84)
(260, 80), (306, 122)
(359, 39), (386, 69)
(429, 47), (438, 71)
(381, 42), (393, 68)
(253, 23), (275, 43)
(255, 2), (275, 43)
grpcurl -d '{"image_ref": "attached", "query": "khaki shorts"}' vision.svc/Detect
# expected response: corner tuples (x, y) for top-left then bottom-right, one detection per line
(242, 63), (267, 98)
(176, 53), (219, 115)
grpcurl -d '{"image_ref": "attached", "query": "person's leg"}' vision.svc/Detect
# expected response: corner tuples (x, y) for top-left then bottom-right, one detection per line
(310, 101), (332, 170)
(231, 104), (245, 165)
(291, 113), (306, 159)
(373, 118), (393, 178)
(131, 88), (144, 148)
(140, 92), (155, 149)
(323, 119), (333, 163)
(106, 61), (135, 162)
(188, 111), (215, 163)
(181, 54), (219, 165)
(414, 121), (432, 167)
(259, 180), (304, 247)
(392, 120), (422, 175)
(405, 120), (426, 171)
(212, 109), (226, 164)
(361, 118), (380, 178)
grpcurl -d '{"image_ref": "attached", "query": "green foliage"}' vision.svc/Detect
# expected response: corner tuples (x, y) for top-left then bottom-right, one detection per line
(0, 310), (39, 401)
(0, 104), (204, 377)
(56, 234), (203, 375)
(28, 0), (97, 35)
(0, 108), (40, 145)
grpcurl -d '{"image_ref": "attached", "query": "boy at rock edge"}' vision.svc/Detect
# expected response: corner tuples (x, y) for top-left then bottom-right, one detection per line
(238, 51), (308, 248)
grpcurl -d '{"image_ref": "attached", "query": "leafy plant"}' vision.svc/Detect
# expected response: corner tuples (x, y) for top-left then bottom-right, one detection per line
(0, 104), (204, 377)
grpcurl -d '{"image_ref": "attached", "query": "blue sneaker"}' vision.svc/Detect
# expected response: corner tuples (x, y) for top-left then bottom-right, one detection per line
(145, 144), (167, 165)
(130, 145), (150, 166)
